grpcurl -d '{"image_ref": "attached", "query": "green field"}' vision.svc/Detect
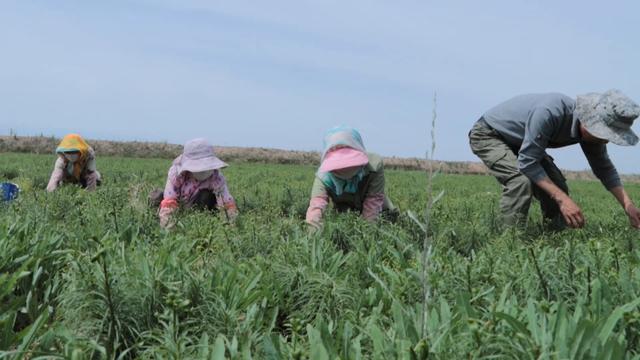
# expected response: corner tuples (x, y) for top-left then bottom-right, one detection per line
(1, 152), (640, 359)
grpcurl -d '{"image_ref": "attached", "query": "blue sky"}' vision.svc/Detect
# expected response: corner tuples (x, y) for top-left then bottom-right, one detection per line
(1, 0), (639, 173)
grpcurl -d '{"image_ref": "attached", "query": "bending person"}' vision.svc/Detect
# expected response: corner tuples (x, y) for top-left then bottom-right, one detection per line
(47, 134), (101, 192)
(469, 89), (640, 230)
(306, 126), (397, 229)
(151, 138), (238, 228)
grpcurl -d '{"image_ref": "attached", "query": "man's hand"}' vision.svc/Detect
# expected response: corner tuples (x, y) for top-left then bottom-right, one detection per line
(557, 196), (585, 228)
(624, 203), (640, 229)
(609, 186), (640, 230)
(535, 176), (584, 229)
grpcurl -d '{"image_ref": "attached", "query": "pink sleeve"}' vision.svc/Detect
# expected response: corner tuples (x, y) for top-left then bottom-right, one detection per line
(84, 171), (100, 191)
(212, 172), (235, 206)
(213, 172), (238, 221)
(46, 157), (65, 192)
(362, 193), (385, 221)
(305, 195), (329, 226)
(162, 165), (180, 201)
(159, 166), (180, 228)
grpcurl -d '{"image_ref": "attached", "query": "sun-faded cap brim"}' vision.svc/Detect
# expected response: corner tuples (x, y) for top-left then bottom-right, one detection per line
(576, 91), (640, 146)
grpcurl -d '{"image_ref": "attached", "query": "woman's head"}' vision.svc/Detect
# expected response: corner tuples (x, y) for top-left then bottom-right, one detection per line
(190, 169), (215, 181)
(331, 165), (363, 179)
(177, 138), (227, 179)
(56, 134), (89, 162)
(319, 127), (369, 177)
(62, 150), (81, 162)
(55, 134), (90, 180)
(320, 147), (368, 176)
(317, 127), (370, 196)
(322, 126), (365, 155)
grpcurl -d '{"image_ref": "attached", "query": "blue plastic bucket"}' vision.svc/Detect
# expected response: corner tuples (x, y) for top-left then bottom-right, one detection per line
(1, 182), (19, 202)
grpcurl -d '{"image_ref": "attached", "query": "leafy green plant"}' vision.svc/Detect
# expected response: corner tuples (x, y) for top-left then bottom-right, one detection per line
(0, 152), (639, 358)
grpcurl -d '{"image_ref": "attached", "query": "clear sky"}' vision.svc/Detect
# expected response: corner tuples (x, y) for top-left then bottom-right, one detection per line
(1, 0), (639, 173)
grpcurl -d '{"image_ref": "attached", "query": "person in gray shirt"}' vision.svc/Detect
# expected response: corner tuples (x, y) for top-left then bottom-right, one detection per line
(469, 89), (640, 230)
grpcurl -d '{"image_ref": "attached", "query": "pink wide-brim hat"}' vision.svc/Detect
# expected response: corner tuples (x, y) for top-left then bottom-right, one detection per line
(178, 138), (228, 173)
(319, 147), (369, 172)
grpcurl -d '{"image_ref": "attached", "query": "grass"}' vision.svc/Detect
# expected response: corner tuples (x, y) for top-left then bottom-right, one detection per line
(1, 152), (640, 359)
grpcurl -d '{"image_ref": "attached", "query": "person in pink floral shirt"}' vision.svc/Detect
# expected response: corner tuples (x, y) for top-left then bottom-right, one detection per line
(151, 138), (238, 228)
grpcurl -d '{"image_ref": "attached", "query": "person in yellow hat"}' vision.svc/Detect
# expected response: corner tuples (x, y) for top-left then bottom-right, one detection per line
(46, 134), (101, 192)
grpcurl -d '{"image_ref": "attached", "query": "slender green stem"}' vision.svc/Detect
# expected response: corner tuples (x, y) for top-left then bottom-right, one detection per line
(421, 92), (437, 339)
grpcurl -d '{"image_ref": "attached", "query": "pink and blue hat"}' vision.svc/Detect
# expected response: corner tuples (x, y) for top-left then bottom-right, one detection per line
(319, 147), (369, 172)
(319, 126), (369, 172)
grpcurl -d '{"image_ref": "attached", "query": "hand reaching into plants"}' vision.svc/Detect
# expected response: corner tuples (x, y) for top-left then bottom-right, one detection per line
(558, 196), (585, 229)
(625, 203), (640, 229)
(160, 215), (176, 230)
(305, 196), (327, 230)
(222, 203), (239, 224)
(609, 186), (640, 230)
(159, 199), (178, 230)
(307, 220), (323, 235)
(536, 177), (584, 228)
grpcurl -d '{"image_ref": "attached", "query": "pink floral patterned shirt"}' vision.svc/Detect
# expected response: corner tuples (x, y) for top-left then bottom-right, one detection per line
(159, 165), (238, 226)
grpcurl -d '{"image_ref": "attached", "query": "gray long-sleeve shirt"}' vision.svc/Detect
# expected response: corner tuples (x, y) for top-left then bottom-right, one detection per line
(482, 93), (621, 189)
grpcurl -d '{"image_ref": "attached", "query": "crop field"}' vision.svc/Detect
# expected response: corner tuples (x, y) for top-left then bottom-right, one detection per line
(1, 152), (640, 359)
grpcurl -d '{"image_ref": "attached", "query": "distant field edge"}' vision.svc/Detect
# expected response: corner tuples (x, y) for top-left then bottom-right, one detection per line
(1, 135), (638, 182)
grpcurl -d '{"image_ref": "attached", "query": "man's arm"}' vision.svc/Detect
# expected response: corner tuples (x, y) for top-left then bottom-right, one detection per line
(609, 186), (640, 229)
(519, 108), (588, 228)
(580, 142), (622, 190)
(517, 108), (556, 183)
(535, 177), (585, 228)
(580, 143), (639, 229)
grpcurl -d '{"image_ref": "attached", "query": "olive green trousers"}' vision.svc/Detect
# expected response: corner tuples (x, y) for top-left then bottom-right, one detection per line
(469, 119), (568, 229)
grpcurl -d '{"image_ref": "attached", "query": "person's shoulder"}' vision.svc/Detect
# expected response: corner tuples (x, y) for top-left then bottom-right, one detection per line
(366, 153), (384, 172)
(211, 170), (227, 185)
(167, 155), (183, 172)
(54, 155), (65, 167)
(537, 93), (575, 108)
(167, 161), (182, 181)
(85, 148), (97, 169)
(506, 92), (572, 104)
(532, 93), (575, 120)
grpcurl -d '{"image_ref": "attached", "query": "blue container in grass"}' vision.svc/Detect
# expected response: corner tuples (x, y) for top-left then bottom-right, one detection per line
(1, 182), (20, 202)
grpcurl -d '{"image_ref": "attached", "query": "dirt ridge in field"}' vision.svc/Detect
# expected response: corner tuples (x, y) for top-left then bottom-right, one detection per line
(1, 135), (638, 182)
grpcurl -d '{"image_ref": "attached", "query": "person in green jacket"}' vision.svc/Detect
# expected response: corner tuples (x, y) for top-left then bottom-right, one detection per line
(306, 126), (397, 229)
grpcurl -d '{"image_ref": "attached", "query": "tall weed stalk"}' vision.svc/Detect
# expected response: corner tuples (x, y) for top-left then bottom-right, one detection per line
(408, 92), (444, 339)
